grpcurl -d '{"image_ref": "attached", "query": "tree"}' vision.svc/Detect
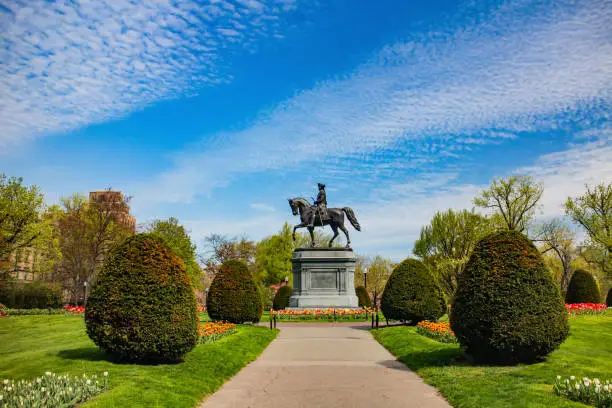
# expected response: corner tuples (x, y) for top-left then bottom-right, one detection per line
(201, 234), (257, 277)
(474, 176), (543, 232)
(55, 193), (133, 302)
(532, 218), (576, 290)
(413, 209), (492, 298)
(354, 255), (392, 308)
(565, 183), (611, 278)
(254, 223), (293, 286)
(0, 175), (45, 273)
(146, 217), (202, 289)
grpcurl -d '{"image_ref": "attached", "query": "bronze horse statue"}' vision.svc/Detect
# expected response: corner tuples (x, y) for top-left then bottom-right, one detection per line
(288, 197), (361, 248)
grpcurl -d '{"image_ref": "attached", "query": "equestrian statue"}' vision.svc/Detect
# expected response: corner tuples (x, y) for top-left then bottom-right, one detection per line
(288, 183), (361, 248)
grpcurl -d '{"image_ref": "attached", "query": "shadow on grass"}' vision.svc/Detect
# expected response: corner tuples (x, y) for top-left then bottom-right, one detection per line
(56, 347), (182, 366)
(379, 347), (465, 372)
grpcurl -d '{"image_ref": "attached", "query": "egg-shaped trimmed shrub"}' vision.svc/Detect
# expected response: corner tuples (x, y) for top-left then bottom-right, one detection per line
(450, 230), (569, 365)
(607, 288), (612, 307)
(85, 234), (199, 363)
(272, 285), (292, 310)
(207, 259), (263, 323)
(380, 258), (445, 324)
(565, 269), (601, 304)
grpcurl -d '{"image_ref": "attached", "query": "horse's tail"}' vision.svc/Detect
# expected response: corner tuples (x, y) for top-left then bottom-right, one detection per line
(342, 207), (361, 231)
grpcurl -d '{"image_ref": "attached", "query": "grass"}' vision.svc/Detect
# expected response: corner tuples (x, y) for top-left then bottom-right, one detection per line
(373, 312), (612, 408)
(0, 315), (278, 407)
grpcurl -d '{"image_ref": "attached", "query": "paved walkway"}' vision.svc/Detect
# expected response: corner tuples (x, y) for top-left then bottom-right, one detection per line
(199, 323), (451, 408)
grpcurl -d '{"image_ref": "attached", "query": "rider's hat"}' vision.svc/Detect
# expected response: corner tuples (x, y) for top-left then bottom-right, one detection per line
(317, 183), (325, 189)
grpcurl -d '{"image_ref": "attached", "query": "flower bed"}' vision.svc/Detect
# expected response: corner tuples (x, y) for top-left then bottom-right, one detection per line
(199, 322), (237, 344)
(416, 321), (458, 343)
(565, 303), (607, 316)
(62, 305), (85, 314)
(0, 303), (7, 318)
(0, 371), (108, 408)
(554, 376), (612, 407)
(270, 308), (375, 321)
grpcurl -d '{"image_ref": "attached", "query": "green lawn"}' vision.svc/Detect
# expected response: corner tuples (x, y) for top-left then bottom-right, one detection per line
(0, 315), (277, 407)
(373, 312), (612, 408)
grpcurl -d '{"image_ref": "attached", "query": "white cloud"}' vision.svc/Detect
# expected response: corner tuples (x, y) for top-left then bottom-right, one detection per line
(0, 0), (302, 148)
(137, 0), (612, 204)
(250, 202), (276, 212)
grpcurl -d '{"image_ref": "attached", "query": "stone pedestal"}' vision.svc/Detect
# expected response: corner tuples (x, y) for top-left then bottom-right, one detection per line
(288, 248), (359, 308)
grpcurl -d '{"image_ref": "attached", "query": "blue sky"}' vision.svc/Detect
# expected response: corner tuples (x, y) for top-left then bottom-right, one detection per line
(1, 0), (611, 260)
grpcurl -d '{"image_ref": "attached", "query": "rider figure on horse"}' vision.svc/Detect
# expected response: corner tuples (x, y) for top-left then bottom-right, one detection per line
(306, 183), (327, 227)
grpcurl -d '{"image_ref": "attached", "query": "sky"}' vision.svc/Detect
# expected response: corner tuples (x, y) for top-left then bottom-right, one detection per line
(1, 0), (611, 261)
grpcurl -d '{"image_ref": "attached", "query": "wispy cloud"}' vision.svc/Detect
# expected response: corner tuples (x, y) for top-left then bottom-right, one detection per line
(138, 0), (612, 204)
(250, 202), (276, 212)
(0, 0), (300, 147)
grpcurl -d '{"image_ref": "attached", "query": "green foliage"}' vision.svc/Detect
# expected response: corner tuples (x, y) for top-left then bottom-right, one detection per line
(381, 259), (445, 324)
(0, 372), (108, 407)
(607, 288), (612, 307)
(147, 217), (202, 289)
(0, 281), (62, 309)
(474, 175), (543, 232)
(0, 175), (45, 265)
(254, 223), (293, 286)
(450, 230), (569, 364)
(354, 255), (392, 307)
(413, 209), (492, 298)
(355, 286), (372, 308)
(85, 234), (198, 362)
(565, 269), (601, 304)
(207, 259), (263, 323)
(565, 182), (611, 279)
(272, 285), (292, 310)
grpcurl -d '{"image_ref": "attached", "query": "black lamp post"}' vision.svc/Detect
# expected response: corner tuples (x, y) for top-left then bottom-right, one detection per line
(364, 267), (367, 290)
(83, 281), (88, 306)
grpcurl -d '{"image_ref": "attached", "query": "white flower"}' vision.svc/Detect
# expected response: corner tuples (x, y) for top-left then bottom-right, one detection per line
(103, 372), (108, 377)
(7, 387), (12, 392)
(570, 376), (576, 380)
(86, 380), (91, 385)
(556, 376), (561, 380)
(45, 372), (51, 376)
(68, 387), (73, 393)
(0, 395), (3, 400)
(604, 385), (610, 391)
(2, 379), (7, 385)
(36, 378), (41, 384)
(41, 387), (45, 392)
(594, 378), (601, 385)
(575, 384), (581, 390)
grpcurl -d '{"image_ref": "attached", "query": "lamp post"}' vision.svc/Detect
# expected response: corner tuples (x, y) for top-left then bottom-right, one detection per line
(364, 267), (367, 290)
(284, 276), (289, 286)
(83, 281), (88, 306)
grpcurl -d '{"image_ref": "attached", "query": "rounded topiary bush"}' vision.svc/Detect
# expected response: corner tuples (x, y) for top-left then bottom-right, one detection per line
(450, 230), (569, 365)
(606, 288), (612, 307)
(85, 234), (198, 362)
(380, 259), (445, 324)
(565, 269), (601, 304)
(272, 285), (292, 310)
(207, 260), (263, 323)
(355, 286), (372, 308)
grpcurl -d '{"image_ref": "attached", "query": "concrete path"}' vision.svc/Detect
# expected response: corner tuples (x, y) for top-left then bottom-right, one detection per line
(199, 323), (452, 408)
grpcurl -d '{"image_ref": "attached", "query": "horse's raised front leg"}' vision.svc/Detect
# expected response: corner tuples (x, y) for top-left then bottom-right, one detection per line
(308, 227), (315, 247)
(329, 224), (339, 247)
(293, 223), (305, 241)
(339, 223), (351, 248)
